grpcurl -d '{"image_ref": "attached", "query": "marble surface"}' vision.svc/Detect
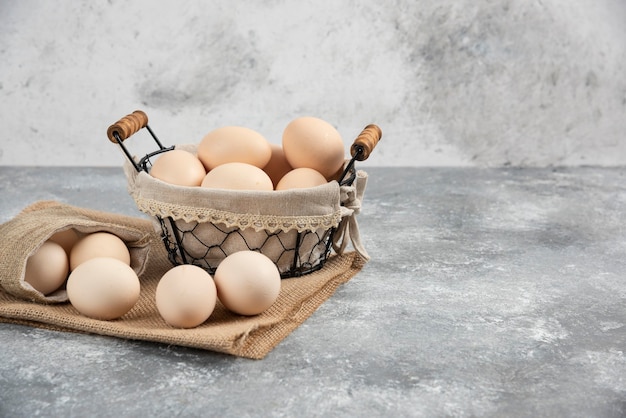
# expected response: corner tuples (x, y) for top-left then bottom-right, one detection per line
(2, 166), (626, 417)
(2, 0), (626, 167)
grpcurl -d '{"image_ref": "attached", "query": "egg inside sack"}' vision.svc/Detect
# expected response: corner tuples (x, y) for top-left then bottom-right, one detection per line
(149, 149), (206, 187)
(197, 126), (272, 170)
(282, 116), (346, 180)
(201, 162), (274, 191)
(70, 232), (131, 271)
(48, 228), (79, 256)
(66, 257), (140, 320)
(155, 264), (217, 329)
(24, 240), (69, 295)
(214, 251), (281, 316)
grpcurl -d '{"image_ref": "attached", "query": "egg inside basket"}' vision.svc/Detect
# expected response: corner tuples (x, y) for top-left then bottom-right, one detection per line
(108, 111), (380, 278)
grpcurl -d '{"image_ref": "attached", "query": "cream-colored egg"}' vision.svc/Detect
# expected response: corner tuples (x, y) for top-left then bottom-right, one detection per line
(48, 228), (79, 256)
(66, 257), (140, 320)
(24, 240), (69, 295)
(275, 167), (327, 190)
(282, 116), (345, 180)
(214, 251), (281, 316)
(197, 126), (272, 170)
(263, 143), (293, 188)
(149, 149), (206, 187)
(155, 264), (217, 328)
(201, 162), (274, 191)
(223, 227), (287, 262)
(328, 161), (347, 182)
(70, 232), (131, 271)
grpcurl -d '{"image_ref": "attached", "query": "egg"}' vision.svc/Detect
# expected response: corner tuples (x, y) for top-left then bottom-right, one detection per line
(24, 240), (69, 295)
(328, 162), (347, 182)
(66, 257), (140, 320)
(197, 126), (272, 170)
(48, 228), (79, 256)
(227, 228), (287, 262)
(149, 149), (207, 187)
(275, 167), (328, 190)
(263, 143), (293, 188)
(282, 116), (345, 180)
(70, 232), (131, 271)
(155, 264), (217, 328)
(214, 251), (281, 316)
(201, 162), (274, 191)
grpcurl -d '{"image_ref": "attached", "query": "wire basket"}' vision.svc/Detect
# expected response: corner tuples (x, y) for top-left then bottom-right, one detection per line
(107, 110), (381, 278)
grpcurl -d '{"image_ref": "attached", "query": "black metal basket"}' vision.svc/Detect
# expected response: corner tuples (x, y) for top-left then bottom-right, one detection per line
(107, 110), (381, 278)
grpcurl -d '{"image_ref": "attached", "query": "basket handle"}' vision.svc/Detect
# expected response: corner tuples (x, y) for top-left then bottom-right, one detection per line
(350, 124), (382, 161)
(107, 110), (149, 143)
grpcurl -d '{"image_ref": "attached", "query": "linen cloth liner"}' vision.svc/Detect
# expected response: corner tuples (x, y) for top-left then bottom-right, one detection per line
(0, 201), (366, 359)
(124, 144), (370, 260)
(126, 164), (342, 233)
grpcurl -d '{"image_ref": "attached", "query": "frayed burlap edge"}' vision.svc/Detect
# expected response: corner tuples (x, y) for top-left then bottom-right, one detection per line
(0, 201), (366, 360)
(0, 251), (365, 360)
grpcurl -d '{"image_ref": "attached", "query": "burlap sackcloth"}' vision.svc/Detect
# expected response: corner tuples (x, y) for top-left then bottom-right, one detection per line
(0, 200), (366, 359)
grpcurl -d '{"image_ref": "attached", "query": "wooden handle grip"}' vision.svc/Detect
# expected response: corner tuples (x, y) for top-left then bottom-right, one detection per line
(350, 124), (382, 161)
(107, 110), (149, 143)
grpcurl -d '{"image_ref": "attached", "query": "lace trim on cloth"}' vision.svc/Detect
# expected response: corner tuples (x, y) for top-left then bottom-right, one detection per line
(132, 196), (342, 233)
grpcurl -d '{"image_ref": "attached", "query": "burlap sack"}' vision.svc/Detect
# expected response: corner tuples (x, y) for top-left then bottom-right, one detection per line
(0, 201), (366, 359)
(0, 200), (153, 304)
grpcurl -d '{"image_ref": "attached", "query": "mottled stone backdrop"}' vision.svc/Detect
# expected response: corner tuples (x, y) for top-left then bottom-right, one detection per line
(1, 0), (625, 167)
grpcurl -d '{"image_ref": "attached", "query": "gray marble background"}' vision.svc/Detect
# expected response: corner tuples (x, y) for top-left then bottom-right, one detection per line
(1, 0), (625, 167)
